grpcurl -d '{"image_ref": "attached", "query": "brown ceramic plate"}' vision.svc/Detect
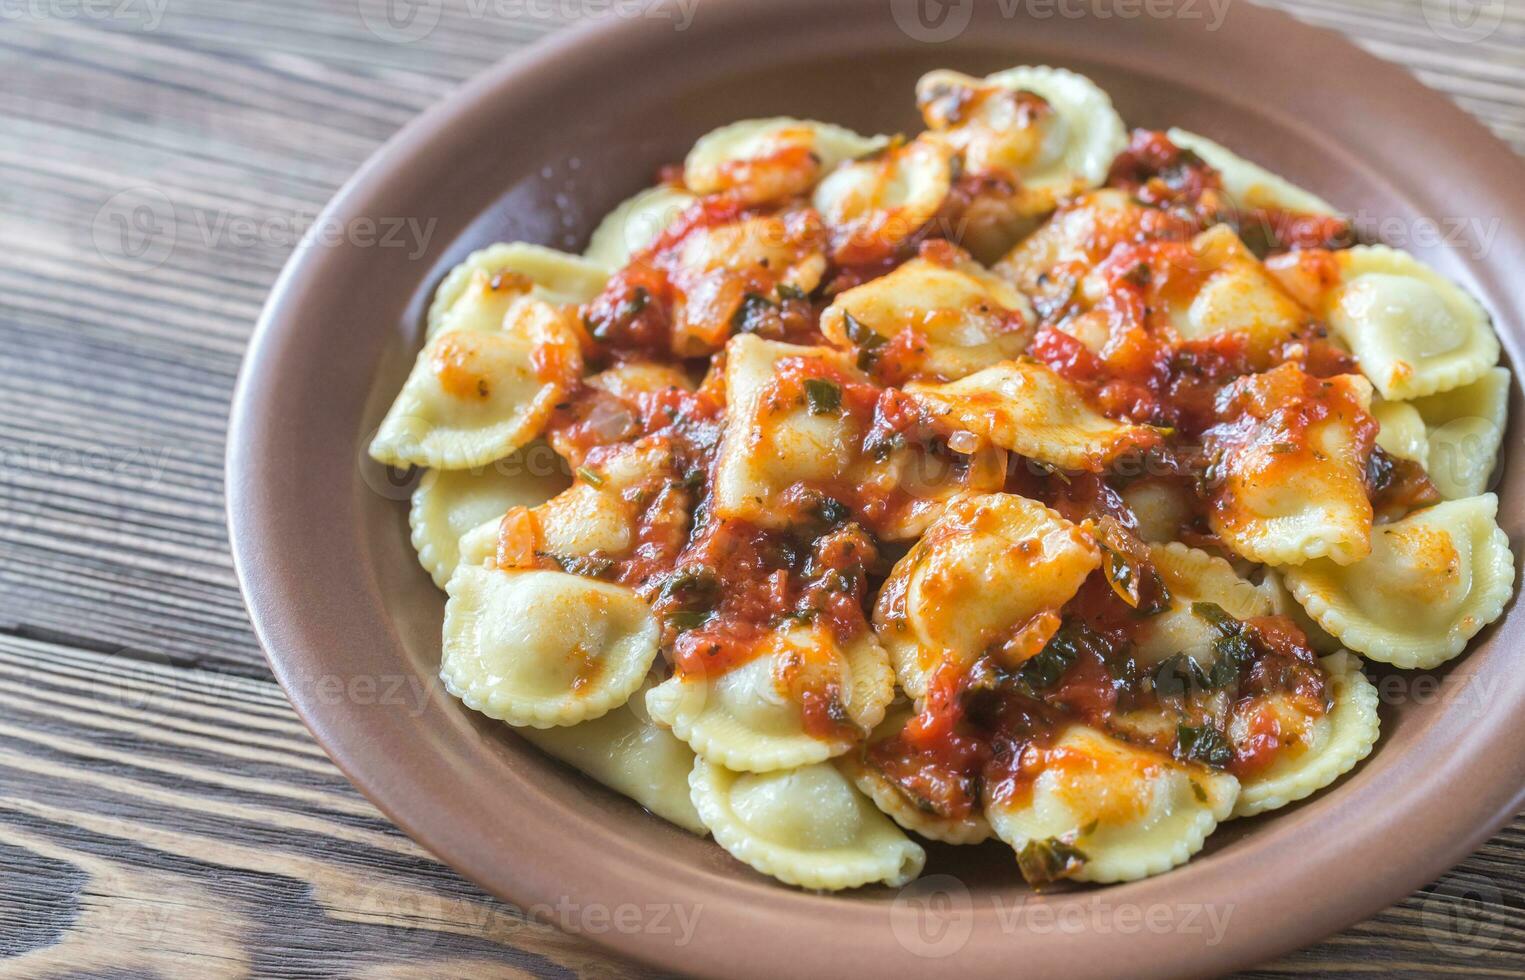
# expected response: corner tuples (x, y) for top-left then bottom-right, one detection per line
(228, 1), (1525, 975)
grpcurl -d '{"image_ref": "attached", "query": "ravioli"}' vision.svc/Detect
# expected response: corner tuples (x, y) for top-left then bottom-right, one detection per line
(684, 117), (887, 204)
(874, 493), (1100, 698)
(1268, 245), (1499, 400)
(663, 209), (828, 356)
(1283, 494), (1515, 669)
(1206, 365), (1376, 567)
(369, 296), (583, 469)
(646, 624), (894, 773)
(984, 726), (1239, 884)
(1409, 367), (1510, 499)
(1166, 128), (1339, 216)
(1231, 652), (1379, 818)
(689, 758), (925, 890)
(427, 243), (609, 339)
(812, 135), (954, 262)
(837, 706), (993, 845)
(408, 444), (571, 588)
(1370, 397), (1429, 464)
(1133, 542), (1277, 667)
(516, 676), (707, 835)
(993, 189), (1168, 315)
(584, 184), (698, 270)
(458, 440), (686, 573)
(905, 359), (1162, 472)
(441, 566), (660, 728)
(918, 66), (1125, 210)
(711, 336), (864, 527)
(1149, 225), (1308, 360)
(820, 247), (1036, 382)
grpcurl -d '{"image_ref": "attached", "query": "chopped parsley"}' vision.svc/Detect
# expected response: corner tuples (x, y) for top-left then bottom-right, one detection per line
(1016, 837), (1088, 886)
(804, 378), (842, 415)
(1176, 723), (1234, 769)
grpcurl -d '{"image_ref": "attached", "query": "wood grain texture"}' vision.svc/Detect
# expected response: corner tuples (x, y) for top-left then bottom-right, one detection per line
(0, 1), (1521, 976)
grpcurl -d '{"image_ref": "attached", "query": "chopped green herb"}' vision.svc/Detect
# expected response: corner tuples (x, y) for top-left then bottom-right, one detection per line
(776, 282), (808, 302)
(1190, 601), (1238, 636)
(1176, 723), (1233, 769)
(813, 495), (849, 526)
(731, 291), (775, 332)
(1017, 626), (1082, 692)
(538, 552), (616, 578)
(576, 466), (605, 488)
(1153, 654), (1210, 697)
(1190, 780), (1208, 803)
(804, 378), (842, 415)
(1016, 837), (1088, 887)
(664, 610), (710, 633)
(843, 311), (886, 351)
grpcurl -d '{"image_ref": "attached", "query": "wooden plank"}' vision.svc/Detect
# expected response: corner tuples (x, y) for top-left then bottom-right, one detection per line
(0, 0), (1522, 975)
(0, 635), (656, 978)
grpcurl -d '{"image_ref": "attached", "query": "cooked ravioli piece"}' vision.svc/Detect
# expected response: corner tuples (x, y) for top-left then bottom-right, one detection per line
(646, 624), (894, 773)
(689, 758), (925, 890)
(370, 296), (582, 469)
(1409, 366), (1510, 499)
(906, 360), (1161, 472)
(1263, 569), (1345, 655)
(684, 117), (887, 204)
(710, 334), (1003, 538)
(441, 566), (660, 728)
(917, 66), (1125, 211)
(1165, 128), (1339, 216)
(667, 210), (829, 356)
(820, 247), (1036, 382)
(812, 135), (954, 263)
(1147, 225), (1308, 359)
(461, 440), (685, 573)
(874, 493), (1100, 698)
(1206, 365), (1376, 567)
(994, 189), (1175, 315)
(408, 445), (571, 589)
(517, 676), (706, 835)
(985, 726), (1239, 884)
(712, 336), (863, 526)
(1268, 245), (1499, 400)
(837, 706), (993, 845)
(1370, 397), (1429, 464)
(427, 243), (610, 338)
(1283, 494), (1515, 669)
(1121, 479), (1194, 544)
(1231, 652), (1379, 818)
(584, 184), (698, 270)
(1133, 543), (1277, 667)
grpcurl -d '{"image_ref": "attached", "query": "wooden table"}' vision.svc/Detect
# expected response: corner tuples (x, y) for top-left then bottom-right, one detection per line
(2, 1), (1522, 975)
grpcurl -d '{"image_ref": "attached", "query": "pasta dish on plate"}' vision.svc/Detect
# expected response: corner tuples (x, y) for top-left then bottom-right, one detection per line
(367, 65), (1514, 891)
